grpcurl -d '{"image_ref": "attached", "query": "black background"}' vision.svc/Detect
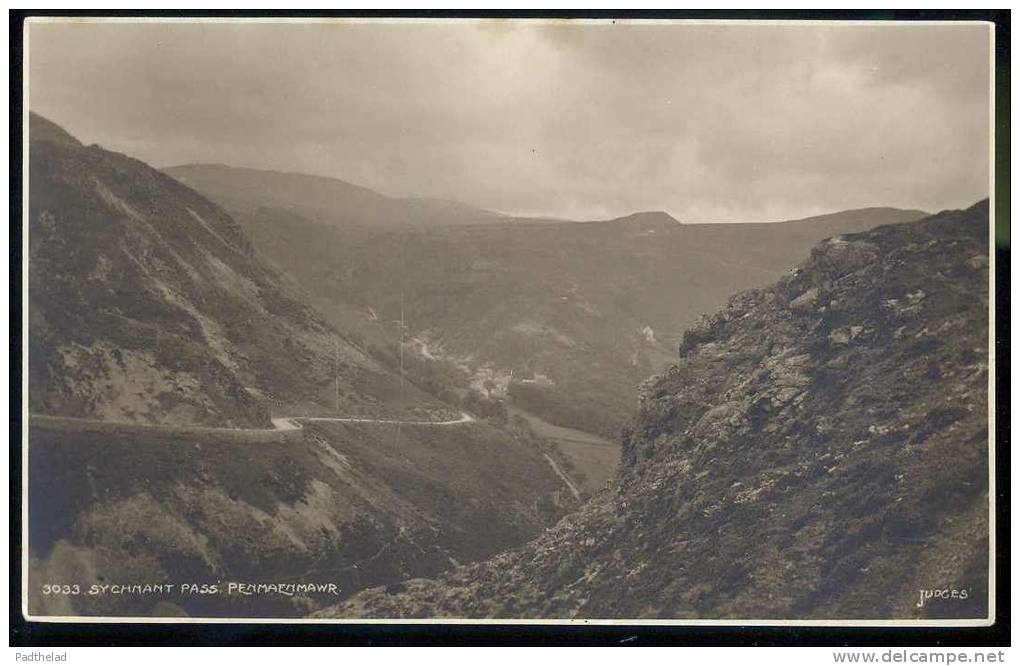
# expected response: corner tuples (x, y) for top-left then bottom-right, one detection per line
(8, 8), (1010, 647)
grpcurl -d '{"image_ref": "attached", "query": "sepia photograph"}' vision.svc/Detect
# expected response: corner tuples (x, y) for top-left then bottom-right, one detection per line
(15, 13), (1001, 632)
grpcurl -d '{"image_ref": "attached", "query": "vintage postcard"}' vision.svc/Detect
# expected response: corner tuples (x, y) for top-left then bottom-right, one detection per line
(19, 16), (997, 625)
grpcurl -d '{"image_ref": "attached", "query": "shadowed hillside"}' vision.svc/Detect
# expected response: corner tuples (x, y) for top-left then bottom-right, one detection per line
(28, 415), (577, 618)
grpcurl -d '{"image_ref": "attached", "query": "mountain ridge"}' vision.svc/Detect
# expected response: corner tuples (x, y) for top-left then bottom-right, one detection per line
(163, 163), (506, 229)
(166, 162), (932, 230)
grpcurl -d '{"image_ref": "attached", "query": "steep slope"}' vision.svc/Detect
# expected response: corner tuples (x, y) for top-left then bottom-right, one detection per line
(163, 163), (507, 230)
(26, 115), (579, 618)
(28, 113), (451, 426)
(320, 201), (991, 620)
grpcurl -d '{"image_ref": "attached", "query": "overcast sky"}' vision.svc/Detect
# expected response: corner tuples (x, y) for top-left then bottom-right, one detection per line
(28, 20), (991, 222)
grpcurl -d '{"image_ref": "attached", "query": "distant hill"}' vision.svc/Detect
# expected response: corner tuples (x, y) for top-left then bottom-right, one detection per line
(602, 210), (682, 227)
(762, 206), (930, 232)
(163, 163), (508, 229)
(320, 201), (990, 620)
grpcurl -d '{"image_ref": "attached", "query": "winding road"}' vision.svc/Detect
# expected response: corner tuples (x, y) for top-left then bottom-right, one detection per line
(29, 410), (477, 445)
(271, 411), (475, 431)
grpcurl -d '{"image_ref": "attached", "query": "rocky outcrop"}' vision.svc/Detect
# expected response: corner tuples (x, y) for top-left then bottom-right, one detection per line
(318, 200), (991, 620)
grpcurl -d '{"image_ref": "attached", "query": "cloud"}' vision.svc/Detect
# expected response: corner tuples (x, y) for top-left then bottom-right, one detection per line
(28, 19), (991, 222)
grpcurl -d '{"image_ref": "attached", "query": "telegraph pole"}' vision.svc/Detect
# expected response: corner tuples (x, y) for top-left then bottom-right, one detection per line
(399, 291), (405, 391)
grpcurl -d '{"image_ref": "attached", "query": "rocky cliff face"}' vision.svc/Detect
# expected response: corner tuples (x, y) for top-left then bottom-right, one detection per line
(320, 201), (991, 620)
